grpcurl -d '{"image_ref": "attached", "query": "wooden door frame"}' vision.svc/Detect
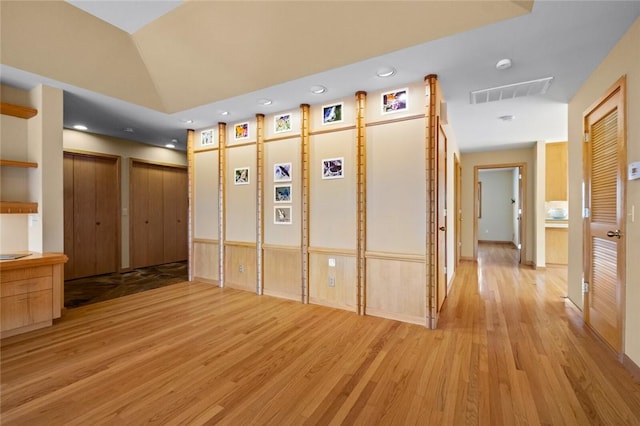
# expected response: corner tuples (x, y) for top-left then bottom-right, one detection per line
(582, 75), (627, 357)
(473, 163), (527, 263)
(454, 153), (461, 268)
(63, 149), (122, 274)
(436, 123), (448, 311)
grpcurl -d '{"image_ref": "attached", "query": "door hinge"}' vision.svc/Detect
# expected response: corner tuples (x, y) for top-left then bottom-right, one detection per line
(584, 132), (590, 142)
(584, 207), (590, 218)
(518, 174), (522, 180)
(443, 266), (447, 274)
(517, 243), (522, 250)
(582, 281), (589, 294)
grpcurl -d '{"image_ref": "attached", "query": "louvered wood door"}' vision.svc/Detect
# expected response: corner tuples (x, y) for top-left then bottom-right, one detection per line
(584, 78), (626, 354)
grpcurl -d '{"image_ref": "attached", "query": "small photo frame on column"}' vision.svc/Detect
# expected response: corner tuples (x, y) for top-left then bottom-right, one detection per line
(274, 185), (292, 203)
(274, 206), (292, 225)
(322, 157), (344, 179)
(381, 88), (408, 114)
(274, 162), (292, 182)
(234, 167), (250, 185)
(274, 113), (292, 133)
(234, 122), (249, 140)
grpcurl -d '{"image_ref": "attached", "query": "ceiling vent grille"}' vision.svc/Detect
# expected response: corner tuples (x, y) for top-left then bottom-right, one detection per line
(470, 77), (554, 104)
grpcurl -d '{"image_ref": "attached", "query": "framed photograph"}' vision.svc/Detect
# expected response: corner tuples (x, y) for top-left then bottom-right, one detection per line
(234, 167), (250, 185)
(274, 206), (292, 225)
(322, 102), (343, 125)
(234, 122), (249, 140)
(273, 162), (292, 182)
(381, 88), (408, 114)
(274, 113), (292, 134)
(201, 129), (214, 146)
(274, 184), (292, 203)
(322, 157), (344, 180)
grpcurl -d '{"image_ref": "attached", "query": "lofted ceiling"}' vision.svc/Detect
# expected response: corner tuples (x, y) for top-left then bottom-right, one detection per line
(1, 1), (639, 152)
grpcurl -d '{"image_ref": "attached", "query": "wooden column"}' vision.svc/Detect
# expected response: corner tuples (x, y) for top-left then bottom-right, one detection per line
(300, 104), (310, 304)
(425, 74), (438, 329)
(218, 123), (227, 288)
(256, 114), (265, 295)
(186, 129), (195, 282)
(356, 91), (367, 315)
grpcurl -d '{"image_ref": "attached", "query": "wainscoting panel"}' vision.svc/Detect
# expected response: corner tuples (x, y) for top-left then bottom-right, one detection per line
(193, 239), (219, 283)
(366, 255), (426, 325)
(224, 242), (257, 292)
(263, 245), (302, 301)
(309, 249), (357, 312)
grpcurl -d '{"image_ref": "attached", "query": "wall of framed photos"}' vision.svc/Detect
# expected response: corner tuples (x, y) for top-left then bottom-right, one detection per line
(190, 76), (458, 327)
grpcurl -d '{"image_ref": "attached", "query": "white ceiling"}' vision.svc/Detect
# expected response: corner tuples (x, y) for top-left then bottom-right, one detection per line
(2, 1), (639, 152)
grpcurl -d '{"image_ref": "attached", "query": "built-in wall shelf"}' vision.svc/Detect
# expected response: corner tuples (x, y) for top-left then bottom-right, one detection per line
(0, 102), (38, 119)
(0, 159), (38, 168)
(0, 201), (38, 214)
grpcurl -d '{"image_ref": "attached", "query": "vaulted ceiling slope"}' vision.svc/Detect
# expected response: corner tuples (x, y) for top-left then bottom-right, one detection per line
(1, 0), (532, 113)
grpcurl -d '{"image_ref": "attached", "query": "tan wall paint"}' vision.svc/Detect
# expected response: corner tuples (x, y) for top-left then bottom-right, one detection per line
(568, 18), (640, 364)
(225, 145), (257, 243)
(194, 150), (219, 240)
(63, 129), (187, 268)
(460, 147), (535, 264)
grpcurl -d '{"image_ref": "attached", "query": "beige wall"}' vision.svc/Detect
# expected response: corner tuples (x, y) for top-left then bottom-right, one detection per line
(63, 129), (187, 269)
(460, 147), (536, 265)
(567, 18), (640, 364)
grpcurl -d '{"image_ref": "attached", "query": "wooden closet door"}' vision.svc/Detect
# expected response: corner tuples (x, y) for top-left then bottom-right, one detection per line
(73, 156), (97, 278)
(63, 154), (75, 279)
(131, 163), (150, 269)
(94, 157), (119, 275)
(175, 168), (188, 261)
(163, 167), (178, 263)
(147, 165), (165, 266)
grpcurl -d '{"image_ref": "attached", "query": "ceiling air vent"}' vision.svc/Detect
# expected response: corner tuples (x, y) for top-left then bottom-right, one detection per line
(470, 77), (554, 104)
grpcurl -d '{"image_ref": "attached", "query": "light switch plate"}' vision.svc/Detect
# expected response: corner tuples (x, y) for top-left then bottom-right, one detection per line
(328, 258), (336, 267)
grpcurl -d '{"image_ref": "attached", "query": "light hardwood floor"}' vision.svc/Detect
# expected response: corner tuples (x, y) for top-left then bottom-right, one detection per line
(2, 243), (640, 424)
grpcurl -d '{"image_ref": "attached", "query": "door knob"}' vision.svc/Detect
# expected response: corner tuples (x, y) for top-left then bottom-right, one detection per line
(439, 226), (446, 231)
(606, 229), (622, 239)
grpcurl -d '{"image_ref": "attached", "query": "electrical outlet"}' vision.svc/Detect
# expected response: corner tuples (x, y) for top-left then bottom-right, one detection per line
(328, 258), (336, 267)
(239, 264), (244, 273)
(328, 276), (335, 287)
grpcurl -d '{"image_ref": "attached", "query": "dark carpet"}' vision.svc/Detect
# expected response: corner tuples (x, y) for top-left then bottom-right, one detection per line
(64, 261), (188, 309)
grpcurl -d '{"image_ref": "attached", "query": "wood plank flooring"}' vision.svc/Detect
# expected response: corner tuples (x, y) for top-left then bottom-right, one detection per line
(2, 243), (640, 424)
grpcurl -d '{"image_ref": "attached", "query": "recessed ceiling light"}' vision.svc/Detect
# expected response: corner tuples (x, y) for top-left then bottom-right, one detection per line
(220, 111), (229, 116)
(257, 98), (273, 106)
(310, 85), (326, 94)
(123, 127), (134, 133)
(165, 143), (176, 149)
(498, 114), (515, 121)
(376, 67), (396, 78)
(171, 139), (178, 143)
(73, 124), (88, 131)
(180, 119), (194, 124)
(496, 58), (512, 70)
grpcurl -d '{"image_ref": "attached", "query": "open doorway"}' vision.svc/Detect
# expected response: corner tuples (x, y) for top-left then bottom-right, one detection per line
(474, 163), (526, 265)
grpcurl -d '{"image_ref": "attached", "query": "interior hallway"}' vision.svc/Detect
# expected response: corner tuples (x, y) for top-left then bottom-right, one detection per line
(2, 244), (639, 424)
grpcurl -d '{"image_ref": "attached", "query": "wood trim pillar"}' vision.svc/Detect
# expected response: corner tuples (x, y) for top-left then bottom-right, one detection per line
(355, 91), (367, 315)
(186, 129), (195, 282)
(425, 74), (438, 329)
(218, 123), (227, 288)
(256, 114), (265, 295)
(301, 104), (310, 304)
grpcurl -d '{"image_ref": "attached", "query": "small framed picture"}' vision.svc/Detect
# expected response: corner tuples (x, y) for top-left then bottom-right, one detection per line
(274, 113), (292, 134)
(274, 162), (292, 182)
(201, 129), (214, 146)
(234, 122), (249, 140)
(381, 88), (408, 114)
(322, 102), (343, 125)
(274, 185), (292, 203)
(322, 157), (344, 179)
(234, 167), (250, 185)
(274, 206), (292, 225)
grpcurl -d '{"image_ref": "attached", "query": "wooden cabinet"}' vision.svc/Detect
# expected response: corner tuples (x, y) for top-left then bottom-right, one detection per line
(64, 152), (120, 279)
(131, 161), (188, 269)
(0, 253), (68, 338)
(545, 142), (568, 201)
(545, 226), (568, 265)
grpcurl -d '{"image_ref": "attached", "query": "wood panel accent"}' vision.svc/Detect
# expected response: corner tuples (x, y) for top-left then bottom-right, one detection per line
(545, 141), (568, 201)
(263, 247), (301, 301)
(308, 247), (357, 256)
(218, 123), (227, 287)
(0, 201), (38, 214)
(366, 257), (426, 325)
(309, 252), (357, 311)
(454, 153), (462, 267)
(355, 91), (366, 315)
(264, 134), (301, 144)
(309, 125), (357, 136)
(193, 240), (219, 283)
(0, 102), (37, 119)
(365, 113), (425, 127)
(256, 114), (264, 296)
(365, 251), (425, 262)
(3, 245), (640, 423)
(425, 74), (438, 329)
(301, 104), (310, 304)
(545, 227), (568, 265)
(0, 159), (38, 168)
(224, 244), (256, 292)
(186, 129), (195, 281)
